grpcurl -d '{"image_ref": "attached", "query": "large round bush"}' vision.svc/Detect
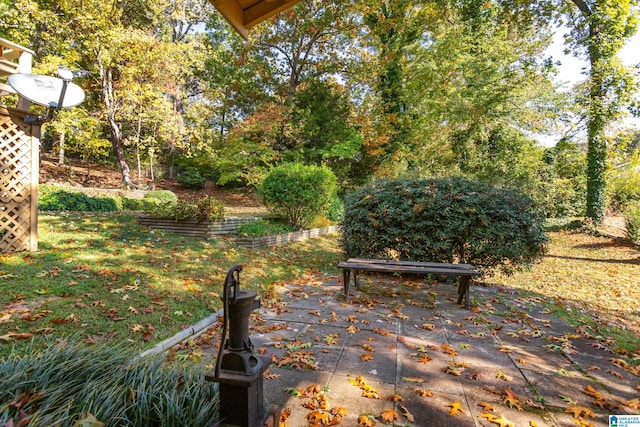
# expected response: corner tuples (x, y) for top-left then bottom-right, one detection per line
(257, 163), (338, 229)
(341, 177), (547, 274)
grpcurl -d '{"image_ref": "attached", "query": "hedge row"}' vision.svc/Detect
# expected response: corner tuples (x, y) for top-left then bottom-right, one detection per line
(38, 185), (172, 213)
(341, 177), (548, 275)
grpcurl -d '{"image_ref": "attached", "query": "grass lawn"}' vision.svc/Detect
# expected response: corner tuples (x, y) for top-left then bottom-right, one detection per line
(0, 212), (342, 358)
(2, 213), (639, 359)
(491, 230), (640, 354)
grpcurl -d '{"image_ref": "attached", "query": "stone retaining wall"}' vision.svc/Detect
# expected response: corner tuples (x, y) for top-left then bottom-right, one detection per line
(233, 226), (338, 248)
(138, 216), (259, 239)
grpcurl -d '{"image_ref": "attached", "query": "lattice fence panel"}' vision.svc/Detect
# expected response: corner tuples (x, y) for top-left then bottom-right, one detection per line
(1, 108), (39, 252)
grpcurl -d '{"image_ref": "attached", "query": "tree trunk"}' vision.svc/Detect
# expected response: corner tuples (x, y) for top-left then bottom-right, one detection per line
(98, 55), (132, 188)
(57, 131), (65, 166)
(575, 0), (606, 224)
(585, 48), (607, 224)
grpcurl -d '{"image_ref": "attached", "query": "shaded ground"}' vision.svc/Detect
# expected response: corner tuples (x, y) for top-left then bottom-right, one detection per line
(193, 275), (639, 427)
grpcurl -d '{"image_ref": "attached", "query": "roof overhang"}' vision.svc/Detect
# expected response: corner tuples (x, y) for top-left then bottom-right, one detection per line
(211, 0), (303, 39)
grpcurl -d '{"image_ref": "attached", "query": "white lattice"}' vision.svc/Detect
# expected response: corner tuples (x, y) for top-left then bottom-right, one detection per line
(1, 108), (38, 252)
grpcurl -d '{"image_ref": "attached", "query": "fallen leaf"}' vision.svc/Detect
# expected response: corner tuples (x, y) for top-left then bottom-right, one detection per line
(72, 412), (105, 427)
(478, 402), (495, 411)
(306, 410), (329, 426)
(496, 371), (513, 382)
(0, 332), (33, 341)
(416, 389), (434, 397)
(399, 404), (414, 422)
(446, 401), (464, 416)
(502, 387), (523, 411)
(582, 384), (604, 400)
(360, 353), (374, 362)
(346, 325), (360, 334)
(606, 369), (624, 379)
(284, 387), (302, 398)
(302, 384), (322, 397)
(357, 415), (376, 426)
(379, 409), (398, 424)
(565, 406), (595, 418)
(558, 394), (577, 405)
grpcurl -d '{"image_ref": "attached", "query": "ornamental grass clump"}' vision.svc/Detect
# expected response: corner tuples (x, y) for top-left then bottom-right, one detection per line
(0, 339), (218, 426)
(341, 177), (547, 275)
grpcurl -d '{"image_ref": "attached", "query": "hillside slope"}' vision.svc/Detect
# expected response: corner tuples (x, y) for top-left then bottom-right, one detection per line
(39, 154), (266, 215)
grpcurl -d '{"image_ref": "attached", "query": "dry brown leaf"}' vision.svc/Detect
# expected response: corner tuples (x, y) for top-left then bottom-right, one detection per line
(478, 402), (496, 412)
(416, 389), (434, 397)
(397, 404), (414, 422)
(401, 376), (424, 383)
(360, 353), (374, 362)
(565, 406), (595, 418)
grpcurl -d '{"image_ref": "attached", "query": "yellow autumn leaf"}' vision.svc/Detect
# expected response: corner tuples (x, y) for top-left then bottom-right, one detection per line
(379, 409), (398, 424)
(446, 401), (465, 416)
(357, 414), (376, 426)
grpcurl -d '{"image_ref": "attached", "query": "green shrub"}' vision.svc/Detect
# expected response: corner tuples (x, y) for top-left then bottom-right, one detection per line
(624, 201), (640, 244)
(144, 190), (178, 204)
(537, 177), (586, 218)
(236, 219), (295, 237)
(38, 185), (119, 212)
(158, 195), (225, 222)
(327, 195), (345, 223)
(176, 167), (206, 189)
(609, 169), (640, 211)
(341, 177), (547, 274)
(0, 339), (218, 426)
(123, 197), (161, 212)
(257, 163), (338, 229)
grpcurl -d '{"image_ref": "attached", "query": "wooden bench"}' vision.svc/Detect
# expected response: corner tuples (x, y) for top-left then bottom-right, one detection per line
(337, 258), (481, 309)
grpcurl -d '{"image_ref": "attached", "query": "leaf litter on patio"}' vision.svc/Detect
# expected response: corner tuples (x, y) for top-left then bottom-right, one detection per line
(186, 229), (639, 427)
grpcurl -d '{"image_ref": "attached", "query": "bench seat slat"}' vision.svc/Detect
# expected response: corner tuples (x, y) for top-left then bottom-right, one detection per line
(337, 262), (479, 276)
(346, 258), (475, 270)
(337, 258), (480, 310)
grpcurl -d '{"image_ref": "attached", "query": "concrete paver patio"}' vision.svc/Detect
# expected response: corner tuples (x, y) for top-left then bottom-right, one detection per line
(197, 275), (639, 427)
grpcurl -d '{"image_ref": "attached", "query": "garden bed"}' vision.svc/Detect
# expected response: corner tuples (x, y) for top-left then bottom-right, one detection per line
(233, 225), (339, 248)
(138, 216), (259, 239)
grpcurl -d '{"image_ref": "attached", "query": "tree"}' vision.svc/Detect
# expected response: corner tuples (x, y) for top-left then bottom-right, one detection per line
(252, 0), (355, 101)
(359, 0), (425, 175)
(403, 0), (559, 185)
(2, 0), (211, 187)
(561, 0), (639, 223)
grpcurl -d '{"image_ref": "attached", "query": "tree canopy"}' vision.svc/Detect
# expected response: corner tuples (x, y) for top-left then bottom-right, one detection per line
(1, 0), (638, 219)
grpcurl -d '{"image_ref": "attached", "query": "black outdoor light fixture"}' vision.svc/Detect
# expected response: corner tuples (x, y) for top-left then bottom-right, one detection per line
(205, 265), (279, 427)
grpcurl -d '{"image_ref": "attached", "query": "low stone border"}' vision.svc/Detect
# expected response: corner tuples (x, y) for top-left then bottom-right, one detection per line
(233, 225), (338, 248)
(138, 216), (259, 239)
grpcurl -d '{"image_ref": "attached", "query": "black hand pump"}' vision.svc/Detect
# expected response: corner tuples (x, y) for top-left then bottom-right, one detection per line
(205, 265), (279, 427)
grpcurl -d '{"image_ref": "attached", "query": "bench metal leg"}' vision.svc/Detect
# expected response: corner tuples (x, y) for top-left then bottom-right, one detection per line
(457, 276), (470, 310)
(342, 269), (360, 296)
(343, 269), (350, 295)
